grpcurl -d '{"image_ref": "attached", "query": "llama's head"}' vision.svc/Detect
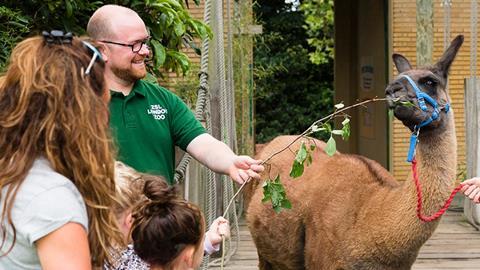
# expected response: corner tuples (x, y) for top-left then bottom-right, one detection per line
(385, 35), (463, 132)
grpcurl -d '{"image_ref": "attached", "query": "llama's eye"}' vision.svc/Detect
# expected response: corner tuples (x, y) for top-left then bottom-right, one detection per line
(424, 80), (435, 87)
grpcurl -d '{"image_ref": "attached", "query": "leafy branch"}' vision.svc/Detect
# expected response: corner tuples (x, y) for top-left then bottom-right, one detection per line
(224, 97), (389, 214)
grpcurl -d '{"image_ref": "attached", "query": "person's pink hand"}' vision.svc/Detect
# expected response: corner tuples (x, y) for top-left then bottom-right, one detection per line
(461, 177), (480, 203)
(206, 217), (230, 246)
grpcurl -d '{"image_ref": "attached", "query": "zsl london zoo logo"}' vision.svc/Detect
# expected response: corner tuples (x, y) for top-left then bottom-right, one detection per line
(147, 104), (167, 120)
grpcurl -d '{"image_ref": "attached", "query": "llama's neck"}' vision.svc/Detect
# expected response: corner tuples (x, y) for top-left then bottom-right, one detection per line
(366, 113), (457, 254)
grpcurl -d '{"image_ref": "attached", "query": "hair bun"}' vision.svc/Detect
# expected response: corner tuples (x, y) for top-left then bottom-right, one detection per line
(143, 177), (177, 204)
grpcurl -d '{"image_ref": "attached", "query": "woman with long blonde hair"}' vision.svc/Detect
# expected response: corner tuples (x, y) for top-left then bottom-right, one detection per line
(0, 31), (123, 269)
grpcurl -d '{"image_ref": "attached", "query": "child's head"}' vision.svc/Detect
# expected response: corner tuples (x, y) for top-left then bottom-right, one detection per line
(113, 161), (144, 238)
(131, 179), (206, 270)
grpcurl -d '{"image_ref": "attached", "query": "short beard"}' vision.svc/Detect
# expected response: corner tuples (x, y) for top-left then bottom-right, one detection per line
(111, 66), (146, 84)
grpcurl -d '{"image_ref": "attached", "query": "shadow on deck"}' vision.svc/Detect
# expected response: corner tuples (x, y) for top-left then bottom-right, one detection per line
(210, 210), (480, 269)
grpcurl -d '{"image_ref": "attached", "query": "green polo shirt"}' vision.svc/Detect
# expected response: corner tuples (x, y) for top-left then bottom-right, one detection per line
(109, 80), (206, 184)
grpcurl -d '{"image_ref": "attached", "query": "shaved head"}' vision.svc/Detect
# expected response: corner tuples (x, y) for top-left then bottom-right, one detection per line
(87, 5), (143, 40)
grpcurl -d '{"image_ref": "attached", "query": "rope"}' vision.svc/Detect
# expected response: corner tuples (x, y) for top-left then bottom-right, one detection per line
(207, 0), (241, 266)
(174, 0), (212, 184)
(173, 0), (243, 267)
(411, 157), (464, 222)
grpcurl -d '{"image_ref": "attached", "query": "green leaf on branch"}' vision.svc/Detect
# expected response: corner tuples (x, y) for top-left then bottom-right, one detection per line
(289, 142), (309, 178)
(306, 154), (313, 165)
(325, 136), (336, 156)
(400, 101), (415, 107)
(341, 118), (350, 140)
(322, 122), (332, 132)
(391, 97), (415, 107)
(295, 142), (308, 163)
(262, 175), (291, 213)
(151, 39), (166, 67)
(290, 160), (304, 178)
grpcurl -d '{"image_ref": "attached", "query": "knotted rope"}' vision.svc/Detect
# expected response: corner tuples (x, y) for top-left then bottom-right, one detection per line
(411, 157), (464, 222)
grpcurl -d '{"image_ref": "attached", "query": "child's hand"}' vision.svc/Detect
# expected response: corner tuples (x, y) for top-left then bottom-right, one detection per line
(206, 217), (230, 246)
(461, 177), (480, 203)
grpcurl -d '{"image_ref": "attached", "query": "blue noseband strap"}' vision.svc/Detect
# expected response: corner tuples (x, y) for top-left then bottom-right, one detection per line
(399, 74), (450, 162)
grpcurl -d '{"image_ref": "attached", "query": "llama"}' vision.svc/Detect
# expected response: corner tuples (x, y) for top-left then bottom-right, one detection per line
(245, 35), (463, 270)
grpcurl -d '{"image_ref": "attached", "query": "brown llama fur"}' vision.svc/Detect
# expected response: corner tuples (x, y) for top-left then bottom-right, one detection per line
(245, 35), (464, 270)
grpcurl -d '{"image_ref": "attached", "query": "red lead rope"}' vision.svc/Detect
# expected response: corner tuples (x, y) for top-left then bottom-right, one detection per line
(412, 157), (465, 222)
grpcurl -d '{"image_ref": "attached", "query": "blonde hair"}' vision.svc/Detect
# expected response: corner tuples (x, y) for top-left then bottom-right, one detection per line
(113, 161), (144, 219)
(0, 35), (123, 266)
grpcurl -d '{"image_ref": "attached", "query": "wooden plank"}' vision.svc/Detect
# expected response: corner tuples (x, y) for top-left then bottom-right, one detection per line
(416, 0), (434, 65)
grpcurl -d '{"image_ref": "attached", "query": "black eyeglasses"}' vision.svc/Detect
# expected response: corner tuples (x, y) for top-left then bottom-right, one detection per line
(100, 39), (150, 53)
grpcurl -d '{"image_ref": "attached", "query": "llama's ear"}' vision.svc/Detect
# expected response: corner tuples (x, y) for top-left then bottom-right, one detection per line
(392, 53), (412, 73)
(434, 34), (464, 79)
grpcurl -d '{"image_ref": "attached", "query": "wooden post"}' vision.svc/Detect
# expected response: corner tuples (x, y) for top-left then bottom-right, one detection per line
(416, 0), (434, 65)
(464, 78), (480, 229)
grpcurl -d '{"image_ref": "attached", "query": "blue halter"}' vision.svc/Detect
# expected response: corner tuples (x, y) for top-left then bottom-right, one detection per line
(400, 74), (450, 162)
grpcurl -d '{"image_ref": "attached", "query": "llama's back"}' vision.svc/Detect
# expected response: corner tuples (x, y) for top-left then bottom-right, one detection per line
(246, 135), (399, 269)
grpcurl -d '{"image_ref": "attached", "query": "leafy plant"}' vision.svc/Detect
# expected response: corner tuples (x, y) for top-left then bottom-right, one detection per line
(0, 6), (30, 72)
(254, 0), (334, 144)
(300, 0), (334, 65)
(0, 0), (210, 78)
(262, 175), (292, 213)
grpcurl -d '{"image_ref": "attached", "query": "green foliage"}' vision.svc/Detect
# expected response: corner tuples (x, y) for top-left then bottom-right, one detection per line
(254, 0), (334, 144)
(0, 0), (209, 77)
(137, 0), (212, 77)
(0, 6), (30, 72)
(300, 0), (334, 65)
(289, 141), (313, 178)
(262, 175), (292, 213)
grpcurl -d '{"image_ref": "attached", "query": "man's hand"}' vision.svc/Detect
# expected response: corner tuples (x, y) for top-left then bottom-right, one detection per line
(186, 134), (264, 184)
(461, 177), (480, 203)
(227, 155), (264, 184)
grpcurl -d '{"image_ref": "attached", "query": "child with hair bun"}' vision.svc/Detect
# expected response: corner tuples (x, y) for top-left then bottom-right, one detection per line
(106, 162), (229, 270)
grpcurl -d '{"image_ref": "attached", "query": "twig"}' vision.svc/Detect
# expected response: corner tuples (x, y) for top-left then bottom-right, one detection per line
(261, 97), (387, 165)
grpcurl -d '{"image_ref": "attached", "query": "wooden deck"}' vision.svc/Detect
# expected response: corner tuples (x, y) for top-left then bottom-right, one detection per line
(210, 210), (480, 269)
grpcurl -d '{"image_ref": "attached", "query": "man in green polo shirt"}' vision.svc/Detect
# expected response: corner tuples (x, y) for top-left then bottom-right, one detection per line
(87, 5), (264, 185)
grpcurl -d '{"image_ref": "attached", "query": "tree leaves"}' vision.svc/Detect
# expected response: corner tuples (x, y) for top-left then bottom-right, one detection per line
(151, 39), (166, 67)
(325, 136), (336, 156)
(0, 0), (210, 78)
(262, 175), (292, 213)
(290, 141), (308, 178)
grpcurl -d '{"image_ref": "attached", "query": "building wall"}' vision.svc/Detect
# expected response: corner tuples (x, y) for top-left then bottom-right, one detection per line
(391, 0), (471, 180)
(335, 0), (388, 168)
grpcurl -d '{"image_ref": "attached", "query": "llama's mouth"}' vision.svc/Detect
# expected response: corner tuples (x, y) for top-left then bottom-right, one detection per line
(385, 93), (410, 109)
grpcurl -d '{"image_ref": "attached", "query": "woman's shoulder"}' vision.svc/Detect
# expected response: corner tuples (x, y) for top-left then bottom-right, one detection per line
(21, 157), (81, 197)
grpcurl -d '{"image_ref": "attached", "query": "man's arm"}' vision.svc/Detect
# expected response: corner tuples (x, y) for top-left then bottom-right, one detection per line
(186, 134), (264, 184)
